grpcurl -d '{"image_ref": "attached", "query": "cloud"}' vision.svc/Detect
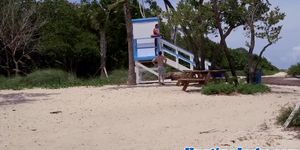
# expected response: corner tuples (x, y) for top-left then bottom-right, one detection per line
(293, 45), (300, 52)
(289, 45), (300, 64)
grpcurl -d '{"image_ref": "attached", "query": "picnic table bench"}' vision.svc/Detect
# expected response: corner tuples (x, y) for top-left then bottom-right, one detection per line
(177, 70), (227, 91)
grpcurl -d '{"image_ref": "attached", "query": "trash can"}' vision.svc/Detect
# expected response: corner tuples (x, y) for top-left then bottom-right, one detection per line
(255, 69), (262, 84)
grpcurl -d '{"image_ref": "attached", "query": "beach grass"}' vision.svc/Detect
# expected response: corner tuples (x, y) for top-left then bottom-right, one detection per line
(0, 69), (127, 90)
(202, 82), (271, 95)
(277, 105), (300, 127)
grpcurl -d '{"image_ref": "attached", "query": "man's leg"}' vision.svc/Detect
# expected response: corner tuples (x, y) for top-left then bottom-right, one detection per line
(154, 38), (158, 55)
(161, 68), (165, 85)
(158, 73), (161, 84)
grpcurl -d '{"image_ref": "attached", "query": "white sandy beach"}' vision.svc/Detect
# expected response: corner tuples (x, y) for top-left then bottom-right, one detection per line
(0, 84), (300, 150)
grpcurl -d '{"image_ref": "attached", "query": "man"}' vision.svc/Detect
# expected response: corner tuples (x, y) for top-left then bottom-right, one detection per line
(152, 51), (167, 85)
(152, 24), (160, 55)
(153, 24), (160, 36)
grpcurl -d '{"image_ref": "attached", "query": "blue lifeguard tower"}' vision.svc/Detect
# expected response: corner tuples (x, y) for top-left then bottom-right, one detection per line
(132, 17), (210, 83)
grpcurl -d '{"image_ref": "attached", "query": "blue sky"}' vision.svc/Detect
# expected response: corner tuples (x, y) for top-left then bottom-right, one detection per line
(69, 0), (299, 69)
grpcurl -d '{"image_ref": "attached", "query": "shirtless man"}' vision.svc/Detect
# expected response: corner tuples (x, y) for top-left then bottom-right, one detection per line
(152, 51), (167, 85)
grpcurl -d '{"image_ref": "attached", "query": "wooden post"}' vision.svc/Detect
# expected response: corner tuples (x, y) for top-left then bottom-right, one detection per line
(284, 102), (300, 129)
(135, 62), (140, 84)
(103, 67), (108, 78)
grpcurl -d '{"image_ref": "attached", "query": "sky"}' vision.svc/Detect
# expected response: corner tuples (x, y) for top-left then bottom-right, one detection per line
(69, 0), (300, 69)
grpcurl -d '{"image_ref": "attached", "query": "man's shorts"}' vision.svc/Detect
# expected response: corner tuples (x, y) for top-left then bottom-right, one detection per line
(158, 66), (166, 76)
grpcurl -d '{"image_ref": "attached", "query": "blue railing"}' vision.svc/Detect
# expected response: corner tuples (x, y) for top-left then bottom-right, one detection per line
(134, 37), (160, 61)
(134, 37), (196, 70)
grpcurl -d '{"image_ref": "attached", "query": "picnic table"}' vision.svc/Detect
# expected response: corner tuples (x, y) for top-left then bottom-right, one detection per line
(177, 70), (227, 91)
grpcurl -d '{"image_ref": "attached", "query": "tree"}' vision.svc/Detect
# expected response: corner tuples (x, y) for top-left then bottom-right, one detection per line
(123, 0), (136, 85)
(0, 0), (43, 76)
(145, 0), (162, 16)
(38, 0), (99, 75)
(244, 0), (285, 83)
(210, 0), (246, 84)
(167, 0), (210, 70)
(81, 0), (115, 78)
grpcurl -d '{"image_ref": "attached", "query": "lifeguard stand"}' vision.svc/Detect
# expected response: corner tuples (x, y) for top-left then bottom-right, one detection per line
(132, 17), (159, 61)
(132, 17), (211, 84)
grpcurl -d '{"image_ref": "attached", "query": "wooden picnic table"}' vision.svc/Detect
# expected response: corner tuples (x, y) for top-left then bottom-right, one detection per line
(177, 70), (227, 91)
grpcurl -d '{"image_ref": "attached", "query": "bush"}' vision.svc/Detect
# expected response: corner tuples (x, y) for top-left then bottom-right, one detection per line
(202, 83), (236, 95)
(263, 69), (279, 76)
(0, 69), (128, 90)
(21, 69), (78, 88)
(287, 63), (300, 77)
(276, 105), (300, 127)
(106, 69), (128, 84)
(201, 83), (271, 95)
(82, 69), (128, 86)
(237, 84), (270, 94)
(0, 76), (25, 90)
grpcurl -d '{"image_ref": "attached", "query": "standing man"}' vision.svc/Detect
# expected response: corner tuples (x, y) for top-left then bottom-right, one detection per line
(152, 24), (160, 55)
(152, 51), (167, 85)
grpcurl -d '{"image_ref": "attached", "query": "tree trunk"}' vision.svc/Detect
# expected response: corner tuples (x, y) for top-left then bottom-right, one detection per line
(220, 38), (238, 85)
(13, 58), (19, 76)
(212, 0), (238, 85)
(100, 30), (107, 78)
(193, 51), (201, 70)
(5, 49), (10, 77)
(123, 1), (136, 85)
(247, 15), (257, 84)
(199, 35), (205, 70)
(198, 1), (205, 70)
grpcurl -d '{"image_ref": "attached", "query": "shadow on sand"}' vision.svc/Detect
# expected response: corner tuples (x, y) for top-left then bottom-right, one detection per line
(103, 82), (204, 93)
(0, 93), (58, 106)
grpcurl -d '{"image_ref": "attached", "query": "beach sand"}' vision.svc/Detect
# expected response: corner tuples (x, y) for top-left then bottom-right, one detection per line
(1, 84), (300, 150)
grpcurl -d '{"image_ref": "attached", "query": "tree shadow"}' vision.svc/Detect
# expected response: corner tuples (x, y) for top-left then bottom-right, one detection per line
(0, 93), (57, 106)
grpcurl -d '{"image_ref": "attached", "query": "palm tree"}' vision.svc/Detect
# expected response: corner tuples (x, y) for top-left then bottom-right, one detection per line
(109, 0), (136, 84)
(84, 0), (111, 78)
(162, 0), (174, 11)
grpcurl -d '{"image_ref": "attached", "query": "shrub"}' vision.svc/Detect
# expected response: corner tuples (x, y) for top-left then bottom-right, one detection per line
(276, 105), (300, 127)
(201, 83), (270, 95)
(287, 63), (300, 77)
(0, 76), (25, 90)
(202, 83), (236, 95)
(21, 69), (78, 88)
(237, 84), (270, 94)
(107, 69), (128, 84)
(0, 69), (128, 90)
(263, 69), (279, 76)
(81, 69), (128, 86)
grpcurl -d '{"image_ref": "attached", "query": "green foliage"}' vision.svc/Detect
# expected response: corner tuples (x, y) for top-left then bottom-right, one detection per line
(0, 69), (128, 90)
(287, 63), (300, 77)
(21, 69), (78, 88)
(262, 69), (279, 76)
(0, 0), (283, 83)
(202, 83), (270, 95)
(202, 83), (236, 95)
(0, 76), (25, 90)
(230, 48), (279, 71)
(37, 0), (100, 76)
(237, 84), (270, 95)
(276, 105), (300, 127)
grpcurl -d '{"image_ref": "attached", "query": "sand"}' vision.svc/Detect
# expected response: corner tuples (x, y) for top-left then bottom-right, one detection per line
(264, 72), (287, 78)
(1, 84), (300, 150)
